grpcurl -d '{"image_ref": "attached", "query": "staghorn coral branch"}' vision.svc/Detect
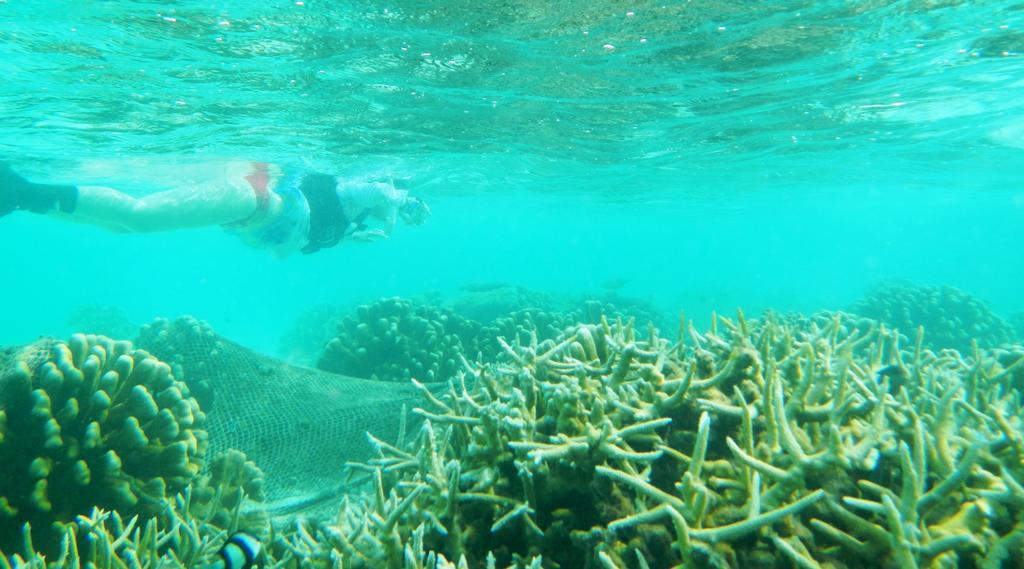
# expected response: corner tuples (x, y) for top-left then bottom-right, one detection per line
(842, 496), (886, 516)
(919, 534), (982, 560)
(918, 443), (981, 514)
(771, 375), (809, 461)
(607, 503), (675, 532)
(596, 465), (688, 512)
(771, 534), (822, 569)
(687, 413), (712, 482)
(536, 334), (580, 365)
(614, 417), (673, 440)
(412, 408), (482, 426)
(597, 550), (622, 569)
(688, 490), (826, 543)
(808, 518), (873, 557)
(412, 378), (454, 414)
(747, 473), (762, 519)
(725, 437), (789, 482)
(601, 443), (663, 462)
(490, 503), (533, 533)
(695, 398), (746, 418)
(497, 337), (524, 365)
(509, 439), (588, 463)
(368, 433), (417, 462)
(690, 350), (748, 391)
(458, 493), (519, 507)
(882, 494), (919, 568)
(824, 499), (891, 546)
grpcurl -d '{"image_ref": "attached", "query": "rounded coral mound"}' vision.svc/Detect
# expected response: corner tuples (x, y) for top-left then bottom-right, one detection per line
(0, 334), (208, 556)
(190, 448), (268, 536)
(319, 297), (483, 382)
(851, 281), (1016, 353)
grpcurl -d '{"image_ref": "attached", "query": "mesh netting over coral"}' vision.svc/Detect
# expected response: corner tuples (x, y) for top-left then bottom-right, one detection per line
(129, 316), (425, 507)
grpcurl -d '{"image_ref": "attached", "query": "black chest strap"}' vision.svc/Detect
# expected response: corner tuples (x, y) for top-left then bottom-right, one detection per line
(299, 174), (374, 255)
(300, 173), (348, 255)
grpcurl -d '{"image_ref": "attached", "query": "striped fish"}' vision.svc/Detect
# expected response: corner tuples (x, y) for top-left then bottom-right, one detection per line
(205, 532), (261, 569)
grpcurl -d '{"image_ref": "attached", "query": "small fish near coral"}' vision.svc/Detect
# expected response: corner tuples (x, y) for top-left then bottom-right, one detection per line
(203, 532), (260, 569)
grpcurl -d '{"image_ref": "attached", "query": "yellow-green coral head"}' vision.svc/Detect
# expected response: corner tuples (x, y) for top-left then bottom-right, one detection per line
(0, 334), (208, 556)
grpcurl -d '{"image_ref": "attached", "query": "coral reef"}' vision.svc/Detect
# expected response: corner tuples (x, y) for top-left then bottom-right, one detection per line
(5, 309), (1023, 568)
(850, 281), (1017, 352)
(447, 284), (553, 323)
(319, 294), (666, 385)
(445, 283), (663, 332)
(0, 335), (207, 556)
(65, 305), (138, 342)
(1, 449), (267, 567)
(990, 344), (1024, 393)
(137, 315), (423, 509)
(1011, 312), (1024, 343)
(190, 449), (268, 535)
(477, 300), (653, 361)
(284, 310), (1024, 568)
(319, 297), (484, 383)
(582, 292), (664, 331)
(136, 316), (222, 412)
(477, 306), (581, 357)
(2, 505), (218, 569)
(278, 303), (350, 366)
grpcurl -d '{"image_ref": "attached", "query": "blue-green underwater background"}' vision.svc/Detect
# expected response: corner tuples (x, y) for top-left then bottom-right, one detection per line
(0, 0), (1022, 353)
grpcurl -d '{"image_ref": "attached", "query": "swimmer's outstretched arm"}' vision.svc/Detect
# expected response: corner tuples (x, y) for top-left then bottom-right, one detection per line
(1, 162), (262, 232)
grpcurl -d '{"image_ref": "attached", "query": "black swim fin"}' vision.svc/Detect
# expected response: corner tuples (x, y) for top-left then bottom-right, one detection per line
(0, 163), (20, 217)
(0, 163), (79, 216)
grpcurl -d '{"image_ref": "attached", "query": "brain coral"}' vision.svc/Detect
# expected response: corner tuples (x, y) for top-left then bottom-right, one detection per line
(851, 281), (1016, 352)
(0, 334), (208, 556)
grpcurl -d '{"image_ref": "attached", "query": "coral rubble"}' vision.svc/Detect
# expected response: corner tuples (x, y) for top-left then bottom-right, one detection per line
(851, 281), (1016, 353)
(0, 335), (207, 556)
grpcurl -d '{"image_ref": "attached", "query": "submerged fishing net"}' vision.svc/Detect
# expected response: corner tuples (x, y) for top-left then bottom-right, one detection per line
(0, 317), (425, 522)
(125, 316), (424, 508)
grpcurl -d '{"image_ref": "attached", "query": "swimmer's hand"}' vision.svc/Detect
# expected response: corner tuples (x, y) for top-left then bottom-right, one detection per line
(349, 229), (389, 242)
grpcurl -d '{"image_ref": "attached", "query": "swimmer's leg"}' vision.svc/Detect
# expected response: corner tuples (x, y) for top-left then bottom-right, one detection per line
(1, 163), (259, 232)
(66, 182), (259, 233)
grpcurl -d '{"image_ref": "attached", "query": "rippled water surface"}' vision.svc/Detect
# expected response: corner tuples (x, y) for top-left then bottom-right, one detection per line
(0, 0), (1021, 349)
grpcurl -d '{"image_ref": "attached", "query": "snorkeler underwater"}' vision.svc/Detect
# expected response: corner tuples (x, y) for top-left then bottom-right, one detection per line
(1, 1), (1023, 568)
(1, 160), (430, 257)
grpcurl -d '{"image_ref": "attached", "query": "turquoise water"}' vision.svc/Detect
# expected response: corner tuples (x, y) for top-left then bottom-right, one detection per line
(1, 0), (1022, 352)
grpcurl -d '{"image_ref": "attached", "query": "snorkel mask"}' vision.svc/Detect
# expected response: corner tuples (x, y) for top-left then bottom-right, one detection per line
(400, 196), (431, 225)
